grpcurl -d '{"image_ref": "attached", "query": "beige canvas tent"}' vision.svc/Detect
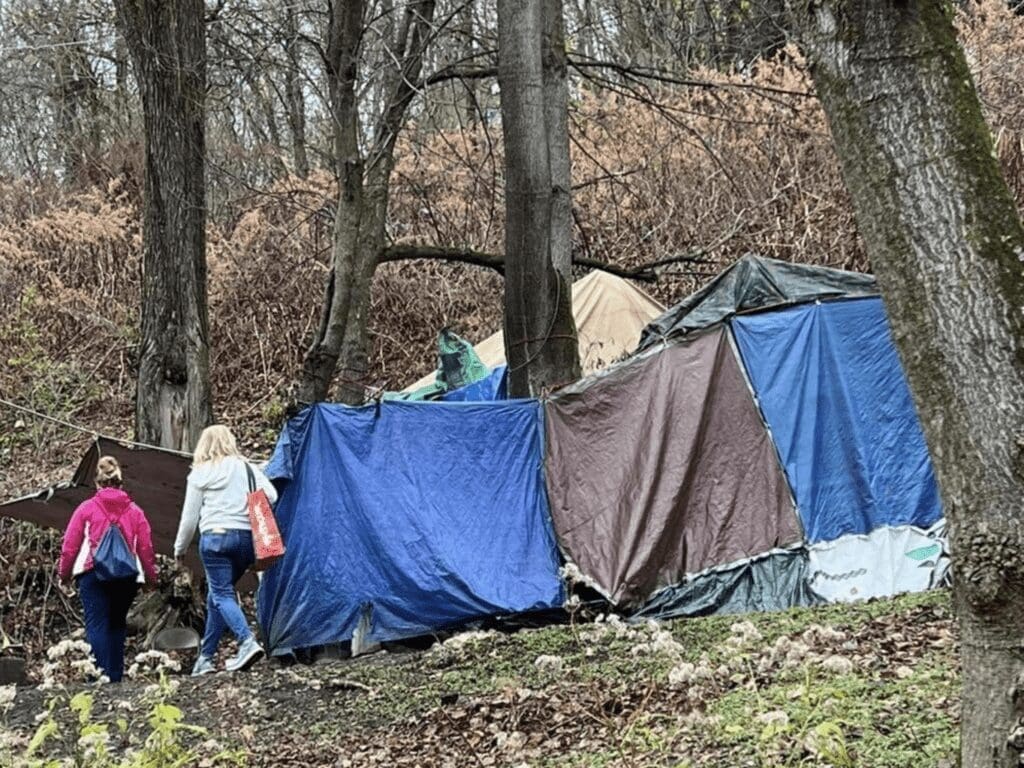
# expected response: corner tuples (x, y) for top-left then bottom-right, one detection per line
(404, 270), (664, 392)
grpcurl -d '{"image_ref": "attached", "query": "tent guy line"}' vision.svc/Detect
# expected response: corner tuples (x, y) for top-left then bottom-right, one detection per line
(0, 397), (193, 458)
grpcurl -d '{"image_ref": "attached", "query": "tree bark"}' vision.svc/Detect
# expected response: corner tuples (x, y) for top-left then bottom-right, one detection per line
(296, 0), (364, 406)
(789, 3), (1024, 767)
(499, 0), (581, 398)
(544, 0), (573, 281)
(114, 0), (212, 451)
(296, 0), (436, 407)
(283, 5), (310, 179)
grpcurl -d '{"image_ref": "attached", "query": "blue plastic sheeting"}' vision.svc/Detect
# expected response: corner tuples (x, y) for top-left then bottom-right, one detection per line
(731, 298), (942, 543)
(441, 365), (508, 402)
(258, 401), (563, 653)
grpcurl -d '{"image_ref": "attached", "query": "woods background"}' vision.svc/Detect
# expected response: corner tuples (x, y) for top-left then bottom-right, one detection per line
(0, 0), (1022, 492)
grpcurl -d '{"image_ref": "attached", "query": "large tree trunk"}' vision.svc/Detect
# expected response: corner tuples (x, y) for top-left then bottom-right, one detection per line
(114, 0), (212, 451)
(789, 3), (1024, 767)
(296, 0), (364, 406)
(544, 0), (573, 282)
(296, 0), (436, 407)
(334, 183), (388, 406)
(499, 0), (581, 398)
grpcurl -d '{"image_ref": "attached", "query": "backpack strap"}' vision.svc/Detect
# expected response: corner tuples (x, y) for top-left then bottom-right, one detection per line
(94, 498), (130, 551)
(244, 462), (257, 494)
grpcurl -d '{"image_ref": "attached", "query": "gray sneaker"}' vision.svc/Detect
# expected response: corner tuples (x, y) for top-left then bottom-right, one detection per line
(191, 655), (215, 676)
(226, 637), (264, 672)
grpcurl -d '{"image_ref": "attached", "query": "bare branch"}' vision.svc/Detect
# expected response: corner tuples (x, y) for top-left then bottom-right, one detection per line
(377, 244), (713, 282)
(568, 55), (813, 100)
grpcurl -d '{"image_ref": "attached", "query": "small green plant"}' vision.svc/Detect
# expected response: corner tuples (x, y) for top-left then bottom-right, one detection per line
(14, 674), (246, 768)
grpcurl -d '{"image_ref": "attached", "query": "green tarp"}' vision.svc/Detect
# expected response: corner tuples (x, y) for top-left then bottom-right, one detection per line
(385, 329), (491, 401)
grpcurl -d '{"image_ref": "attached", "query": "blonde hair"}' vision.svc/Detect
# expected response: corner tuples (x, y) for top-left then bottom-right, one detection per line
(193, 425), (241, 465)
(95, 456), (123, 488)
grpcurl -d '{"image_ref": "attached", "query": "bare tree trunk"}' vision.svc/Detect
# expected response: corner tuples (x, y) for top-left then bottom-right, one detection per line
(499, 0), (581, 398)
(283, 5), (310, 179)
(789, 3), (1024, 767)
(334, 182), (388, 405)
(544, 0), (572, 281)
(296, 0), (364, 406)
(297, 0), (436, 407)
(114, 0), (212, 451)
(256, 74), (289, 179)
(53, 0), (99, 183)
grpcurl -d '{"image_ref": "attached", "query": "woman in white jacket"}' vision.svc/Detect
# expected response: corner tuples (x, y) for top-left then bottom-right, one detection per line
(174, 425), (278, 675)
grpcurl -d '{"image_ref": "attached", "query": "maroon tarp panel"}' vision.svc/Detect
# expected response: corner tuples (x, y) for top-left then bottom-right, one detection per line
(1, 438), (191, 559)
(544, 327), (802, 606)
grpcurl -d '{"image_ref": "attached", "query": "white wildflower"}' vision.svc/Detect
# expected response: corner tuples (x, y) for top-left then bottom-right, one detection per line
(630, 642), (652, 656)
(0, 685), (15, 713)
(46, 640), (93, 662)
(563, 594), (582, 610)
(668, 662), (696, 687)
(127, 650), (181, 680)
(725, 620), (763, 648)
(40, 640), (103, 687)
(820, 655), (854, 675)
(895, 665), (914, 679)
(802, 624), (846, 646)
(783, 641), (811, 668)
(756, 710), (790, 727)
(440, 630), (494, 651)
(534, 655), (564, 674)
(650, 630), (684, 659)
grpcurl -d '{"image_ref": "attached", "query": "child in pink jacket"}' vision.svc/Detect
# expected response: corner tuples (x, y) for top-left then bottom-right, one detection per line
(58, 455), (158, 682)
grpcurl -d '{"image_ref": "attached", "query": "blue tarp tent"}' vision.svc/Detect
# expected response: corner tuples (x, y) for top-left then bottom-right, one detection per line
(258, 400), (563, 653)
(440, 365), (508, 402)
(731, 297), (942, 543)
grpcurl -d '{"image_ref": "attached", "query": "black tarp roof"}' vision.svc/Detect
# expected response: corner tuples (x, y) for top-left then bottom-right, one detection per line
(637, 253), (878, 351)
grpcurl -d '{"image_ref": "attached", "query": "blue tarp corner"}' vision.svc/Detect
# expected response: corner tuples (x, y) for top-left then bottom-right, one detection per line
(258, 400), (563, 653)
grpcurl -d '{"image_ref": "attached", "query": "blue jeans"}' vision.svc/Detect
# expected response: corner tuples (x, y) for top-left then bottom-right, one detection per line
(77, 571), (138, 683)
(200, 530), (255, 658)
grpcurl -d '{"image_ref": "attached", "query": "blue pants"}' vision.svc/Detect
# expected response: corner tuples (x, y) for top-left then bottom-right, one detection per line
(77, 571), (138, 683)
(200, 530), (255, 658)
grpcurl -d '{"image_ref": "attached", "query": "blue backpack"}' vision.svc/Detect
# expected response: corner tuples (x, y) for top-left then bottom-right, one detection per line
(93, 517), (138, 582)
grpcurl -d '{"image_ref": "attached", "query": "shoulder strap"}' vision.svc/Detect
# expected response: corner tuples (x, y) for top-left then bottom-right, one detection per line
(94, 498), (121, 534)
(244, 461), (256, 493)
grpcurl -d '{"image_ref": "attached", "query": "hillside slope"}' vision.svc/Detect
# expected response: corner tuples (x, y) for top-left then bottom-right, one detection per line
(2, 590), (957, 767)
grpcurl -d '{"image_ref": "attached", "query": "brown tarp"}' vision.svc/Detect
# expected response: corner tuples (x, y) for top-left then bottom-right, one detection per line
(1, 437), (191, 559)
(544, 327), (803, 606)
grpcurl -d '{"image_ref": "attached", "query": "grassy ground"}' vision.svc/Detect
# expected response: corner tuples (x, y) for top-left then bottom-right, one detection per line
(2, 589), (958, 767)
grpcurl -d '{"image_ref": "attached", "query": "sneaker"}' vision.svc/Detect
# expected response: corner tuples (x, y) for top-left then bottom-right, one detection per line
(191, 655), (216, 676)
(225, 637), (264, 672)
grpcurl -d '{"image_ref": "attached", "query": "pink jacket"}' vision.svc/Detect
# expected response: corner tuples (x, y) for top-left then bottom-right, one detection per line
(58, 488), (158, 584)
